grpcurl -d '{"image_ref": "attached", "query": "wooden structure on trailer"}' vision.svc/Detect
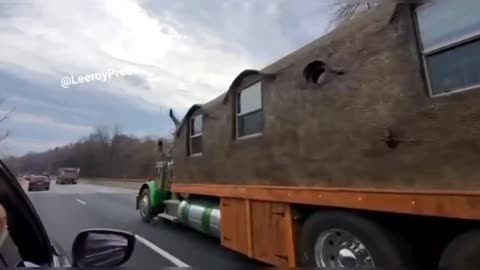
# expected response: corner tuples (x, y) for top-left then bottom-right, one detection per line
(169, 2), (480, 266)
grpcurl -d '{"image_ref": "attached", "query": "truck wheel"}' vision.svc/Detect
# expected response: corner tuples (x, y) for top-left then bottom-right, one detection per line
(299, 211), (411, 267)
(439, 230), (480, 267)
(138, 189), (152, 223)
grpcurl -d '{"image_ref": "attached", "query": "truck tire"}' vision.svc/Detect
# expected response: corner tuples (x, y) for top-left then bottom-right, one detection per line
(138, 188), (152, 223)
(299, 210), (412, 267)
(439, 230), (480, 268)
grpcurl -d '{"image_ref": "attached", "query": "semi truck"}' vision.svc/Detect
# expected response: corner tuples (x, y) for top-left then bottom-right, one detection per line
(136, 2), (480, 268)
(57, 167), (80, 185)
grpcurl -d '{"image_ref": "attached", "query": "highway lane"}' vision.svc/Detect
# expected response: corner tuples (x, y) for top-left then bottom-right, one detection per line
(26, 181), (267, 268)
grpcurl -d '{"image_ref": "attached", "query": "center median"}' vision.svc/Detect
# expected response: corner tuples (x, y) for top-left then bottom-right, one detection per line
(79, 178), (146, 190)
(17, 177), (28, 191)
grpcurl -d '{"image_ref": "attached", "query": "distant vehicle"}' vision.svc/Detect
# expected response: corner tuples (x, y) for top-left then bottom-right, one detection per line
(57, 168), (80, 185)
(0, 160), (136, 267)
(28, 175), (50, 191)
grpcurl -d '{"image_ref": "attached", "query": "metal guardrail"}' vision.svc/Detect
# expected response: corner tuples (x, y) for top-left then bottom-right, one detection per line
(79, 178), (146, 183)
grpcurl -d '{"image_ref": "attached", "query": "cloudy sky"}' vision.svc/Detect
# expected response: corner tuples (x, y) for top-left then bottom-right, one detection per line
(0, 0), (335, 156)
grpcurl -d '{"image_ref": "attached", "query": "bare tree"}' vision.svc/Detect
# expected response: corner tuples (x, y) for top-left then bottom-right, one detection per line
(329, 3), (376, 29)
(109, 124), (122, 175)
(93, 123), (123, 176)
(8, 125), (167, 178)
(0, 97), (15, 144)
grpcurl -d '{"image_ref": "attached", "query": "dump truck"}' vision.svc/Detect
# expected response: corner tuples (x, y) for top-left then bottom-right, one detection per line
(57, 167), (80, 185)
(136, 2), (480, 268)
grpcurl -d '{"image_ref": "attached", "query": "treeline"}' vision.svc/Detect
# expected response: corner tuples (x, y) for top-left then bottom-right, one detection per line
(4, 125), (171, 179)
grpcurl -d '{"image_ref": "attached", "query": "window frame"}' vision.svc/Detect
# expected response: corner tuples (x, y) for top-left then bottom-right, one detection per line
(188, 113), (203, 157)
(235, 81), (264, 140)
(415, 3), (480, 97)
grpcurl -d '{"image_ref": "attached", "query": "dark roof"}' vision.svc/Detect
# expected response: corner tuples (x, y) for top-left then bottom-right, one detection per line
(175, 104), (203, 136)
(222, 69), (276, 103)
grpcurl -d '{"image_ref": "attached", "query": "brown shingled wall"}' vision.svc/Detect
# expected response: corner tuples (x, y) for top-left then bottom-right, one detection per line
(173, 4), (480, 190)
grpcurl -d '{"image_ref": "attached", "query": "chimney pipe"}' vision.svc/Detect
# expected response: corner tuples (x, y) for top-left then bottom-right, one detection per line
(169, 109), (180, 127)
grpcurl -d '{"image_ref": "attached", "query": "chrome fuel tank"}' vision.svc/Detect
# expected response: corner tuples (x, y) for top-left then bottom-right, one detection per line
(177, 200), (220, 238)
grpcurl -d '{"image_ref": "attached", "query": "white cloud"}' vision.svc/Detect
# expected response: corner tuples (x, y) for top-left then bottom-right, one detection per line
(0, 111), (93, 155)
(0, 138), (66, 156)
(7, 112), (93, 134)
(0, 0), (333, 155)
(0, 0), (256, 111)
(139, 0), (333, 62)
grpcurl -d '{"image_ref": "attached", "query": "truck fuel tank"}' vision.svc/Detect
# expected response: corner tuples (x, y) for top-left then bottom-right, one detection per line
(177, 200), (221, 238)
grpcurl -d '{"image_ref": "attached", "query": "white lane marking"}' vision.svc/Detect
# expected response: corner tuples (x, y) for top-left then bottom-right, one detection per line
(76, 199), (86, 205)
(135, 234), (189, 267)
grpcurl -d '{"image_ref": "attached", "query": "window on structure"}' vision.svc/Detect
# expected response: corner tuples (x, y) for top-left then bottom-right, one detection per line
(303, 60), (326, 84)
(189, 114), (202, 156)
(236, 82), (263, 138)
(416, 0), (480, 96)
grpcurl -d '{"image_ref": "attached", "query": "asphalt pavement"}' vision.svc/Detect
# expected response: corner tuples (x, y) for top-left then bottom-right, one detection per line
(26, 181), (267, 268)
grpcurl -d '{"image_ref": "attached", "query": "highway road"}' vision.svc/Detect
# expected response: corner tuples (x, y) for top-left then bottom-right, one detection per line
(26, 181), (267, 268)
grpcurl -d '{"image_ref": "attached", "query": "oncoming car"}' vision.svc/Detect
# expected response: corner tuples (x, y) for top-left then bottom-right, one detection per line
(28, 176), (50, 192)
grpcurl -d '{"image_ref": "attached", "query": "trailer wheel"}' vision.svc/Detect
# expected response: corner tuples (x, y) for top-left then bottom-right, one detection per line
(138, 188), (152, 223)
(439, 230), (480, 268)
(299, 211), (411, 267)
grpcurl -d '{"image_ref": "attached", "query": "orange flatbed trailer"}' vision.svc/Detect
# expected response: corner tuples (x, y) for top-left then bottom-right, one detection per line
(142, 2), (480, 268)
(171, 183), (480, 266)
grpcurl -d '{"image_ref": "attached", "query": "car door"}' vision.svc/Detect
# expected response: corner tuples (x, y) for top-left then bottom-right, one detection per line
(0, 160), (56, 266)
(0, 204), (23, 267)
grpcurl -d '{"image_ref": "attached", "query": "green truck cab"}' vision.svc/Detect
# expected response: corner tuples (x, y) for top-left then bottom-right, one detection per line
(136, 138), (221, 238)
(136, 161), (172, 222)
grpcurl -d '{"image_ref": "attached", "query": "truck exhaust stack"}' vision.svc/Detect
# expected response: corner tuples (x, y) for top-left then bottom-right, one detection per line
(169, 109), (180, 127)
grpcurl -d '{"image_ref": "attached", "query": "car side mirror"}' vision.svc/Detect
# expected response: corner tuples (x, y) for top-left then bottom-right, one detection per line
(72, 229), (135, 267)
